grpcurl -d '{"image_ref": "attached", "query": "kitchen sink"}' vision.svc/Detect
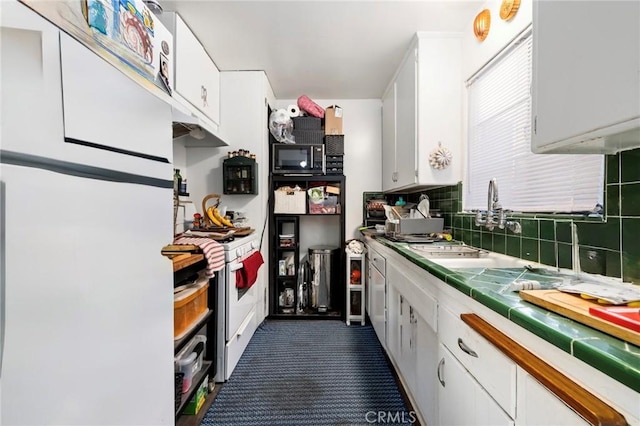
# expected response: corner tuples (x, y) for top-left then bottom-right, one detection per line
(429, 254), (536, 269)
(407, 244), (482, 258)
(407, 244), (544, 270)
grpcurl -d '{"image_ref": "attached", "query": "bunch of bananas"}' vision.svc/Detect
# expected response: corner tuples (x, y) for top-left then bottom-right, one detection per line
(206, 206), (233, 227)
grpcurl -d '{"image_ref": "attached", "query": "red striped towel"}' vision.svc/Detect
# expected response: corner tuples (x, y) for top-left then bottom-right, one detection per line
(173, 236), (225, 277)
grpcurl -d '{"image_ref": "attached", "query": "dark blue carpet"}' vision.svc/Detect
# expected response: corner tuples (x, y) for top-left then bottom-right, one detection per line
(201, 320), (413, 426)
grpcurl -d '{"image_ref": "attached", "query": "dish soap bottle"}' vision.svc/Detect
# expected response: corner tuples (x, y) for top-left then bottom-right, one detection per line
(395, 196), (406, 207)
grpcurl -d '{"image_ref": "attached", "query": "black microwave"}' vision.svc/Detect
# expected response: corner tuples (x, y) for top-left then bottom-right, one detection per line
(272, 144), (325, 175)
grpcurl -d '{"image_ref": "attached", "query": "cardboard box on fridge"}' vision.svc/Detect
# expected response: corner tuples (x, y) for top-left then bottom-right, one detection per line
(325, 105), (343, 135)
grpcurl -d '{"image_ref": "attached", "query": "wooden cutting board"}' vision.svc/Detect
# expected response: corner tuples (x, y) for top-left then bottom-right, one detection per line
(520, 289), (640, 346)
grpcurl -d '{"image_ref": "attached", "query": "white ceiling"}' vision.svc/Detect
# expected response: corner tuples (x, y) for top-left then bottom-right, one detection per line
(161, 1), (484, 99)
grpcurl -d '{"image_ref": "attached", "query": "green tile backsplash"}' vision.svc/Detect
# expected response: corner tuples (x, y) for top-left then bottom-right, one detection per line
(420, 148), (640, 284)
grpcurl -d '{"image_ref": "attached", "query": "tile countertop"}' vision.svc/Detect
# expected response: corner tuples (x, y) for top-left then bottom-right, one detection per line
(366, 233), (640, 394)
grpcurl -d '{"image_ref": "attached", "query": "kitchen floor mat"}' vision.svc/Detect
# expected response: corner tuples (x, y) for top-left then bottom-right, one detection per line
(200, 320), (412, 426)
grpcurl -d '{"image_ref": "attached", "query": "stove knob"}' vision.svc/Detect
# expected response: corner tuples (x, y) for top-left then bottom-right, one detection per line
(236, 248), (243, 257)
(251, 241), (258, 249)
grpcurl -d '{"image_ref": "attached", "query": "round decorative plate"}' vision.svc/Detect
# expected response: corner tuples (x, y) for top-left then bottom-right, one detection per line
(429, 142), (452, 170)
(473, 9), (491, 42)
(500, 0), (521, 21)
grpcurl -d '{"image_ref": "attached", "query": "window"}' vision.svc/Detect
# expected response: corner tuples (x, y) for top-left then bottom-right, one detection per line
(464, 29), (604, 213)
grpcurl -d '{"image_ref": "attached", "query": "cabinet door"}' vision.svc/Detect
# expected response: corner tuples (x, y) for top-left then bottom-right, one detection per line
(394, 47), (417, 189)
(386, 284), (401, 365)
(381, 82), (397, 192)
(415, 313), (438, 426)
(438, 306), (517, 417)
(438, 345), (514, 426)
(60, 33), (172, 162)
(368, 261), (386, 348)
(516, 368), (589, 426)
(532, 0), (640, 153)
(399, 301), (416, 393)
(175, 15), (220, 126)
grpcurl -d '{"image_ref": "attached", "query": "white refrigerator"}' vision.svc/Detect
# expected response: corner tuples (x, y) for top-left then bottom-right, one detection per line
(1, 2), (176, 424)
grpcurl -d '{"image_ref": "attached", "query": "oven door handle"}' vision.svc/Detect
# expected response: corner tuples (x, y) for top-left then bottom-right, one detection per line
(237, 311), (254, 337)
(229, 261), (244, 272)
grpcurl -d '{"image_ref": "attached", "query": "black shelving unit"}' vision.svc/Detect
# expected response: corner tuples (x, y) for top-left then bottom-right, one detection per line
(268, 174), (346, 319)
(173, 258), (217, 420)
(274, 215), (299, 314)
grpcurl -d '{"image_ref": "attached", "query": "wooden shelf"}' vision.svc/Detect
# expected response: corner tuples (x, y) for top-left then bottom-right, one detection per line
(173, 253), (205, 272)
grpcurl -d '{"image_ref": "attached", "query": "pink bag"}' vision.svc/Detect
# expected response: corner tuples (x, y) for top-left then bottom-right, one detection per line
(297, 95), (325, 118)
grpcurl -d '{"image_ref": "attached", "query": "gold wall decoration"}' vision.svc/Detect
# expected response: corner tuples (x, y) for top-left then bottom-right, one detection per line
(500, 0), (521, 21)
(473, 9), (491, 42)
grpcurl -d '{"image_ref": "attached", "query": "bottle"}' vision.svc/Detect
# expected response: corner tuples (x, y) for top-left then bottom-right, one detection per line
(173, 169), (182, 195)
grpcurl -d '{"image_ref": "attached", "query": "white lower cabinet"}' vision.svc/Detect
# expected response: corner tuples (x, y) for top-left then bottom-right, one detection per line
(414, 312), (438, 425)
(368, 238), (633, 426)
(516, 367), (589, 426)
(438, 344), (514, 426)
(386, 284), (402, 366)
(386, 260), (439, 425)
(398, 296), (416, 393)
(438, 306), (517, 418)
(367, 246), (387, 347)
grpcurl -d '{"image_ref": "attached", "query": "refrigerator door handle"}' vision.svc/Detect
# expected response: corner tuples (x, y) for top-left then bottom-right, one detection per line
(0, 180), (6, 378)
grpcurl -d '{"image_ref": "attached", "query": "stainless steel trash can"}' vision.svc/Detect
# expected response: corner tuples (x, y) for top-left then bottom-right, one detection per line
(308, 245), (339, 313)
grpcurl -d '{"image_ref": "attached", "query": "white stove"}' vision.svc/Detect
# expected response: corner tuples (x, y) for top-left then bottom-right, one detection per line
(214, 234), (261, 382)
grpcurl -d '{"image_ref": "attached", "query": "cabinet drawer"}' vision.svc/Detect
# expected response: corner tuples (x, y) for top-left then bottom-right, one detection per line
(367, 246), (386, 276)
(439, 307), (516, 418)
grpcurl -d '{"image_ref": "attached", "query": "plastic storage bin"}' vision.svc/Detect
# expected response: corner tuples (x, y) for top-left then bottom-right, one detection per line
(309, 195), (338, 214)
(177, 352), (198, 393)
(174, 280), (209, 338)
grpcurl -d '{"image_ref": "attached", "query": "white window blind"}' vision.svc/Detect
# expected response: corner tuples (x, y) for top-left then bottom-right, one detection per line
(464, 32), (604, 213)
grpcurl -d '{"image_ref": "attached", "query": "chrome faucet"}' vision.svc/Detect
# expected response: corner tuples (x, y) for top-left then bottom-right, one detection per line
(474, 178), (521, 234)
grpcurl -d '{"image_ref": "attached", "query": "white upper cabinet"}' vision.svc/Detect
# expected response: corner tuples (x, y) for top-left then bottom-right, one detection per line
(395, 47), (418, 190)
(382, 32), (462, 193)
(381, 83), (397, 192)
(532, 0), (640, 154)
(160, 12), (221, 128)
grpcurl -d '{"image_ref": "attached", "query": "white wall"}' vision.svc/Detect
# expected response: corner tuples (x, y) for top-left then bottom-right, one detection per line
(461, 0), (532, 81)
(275, 99), (383, 240)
